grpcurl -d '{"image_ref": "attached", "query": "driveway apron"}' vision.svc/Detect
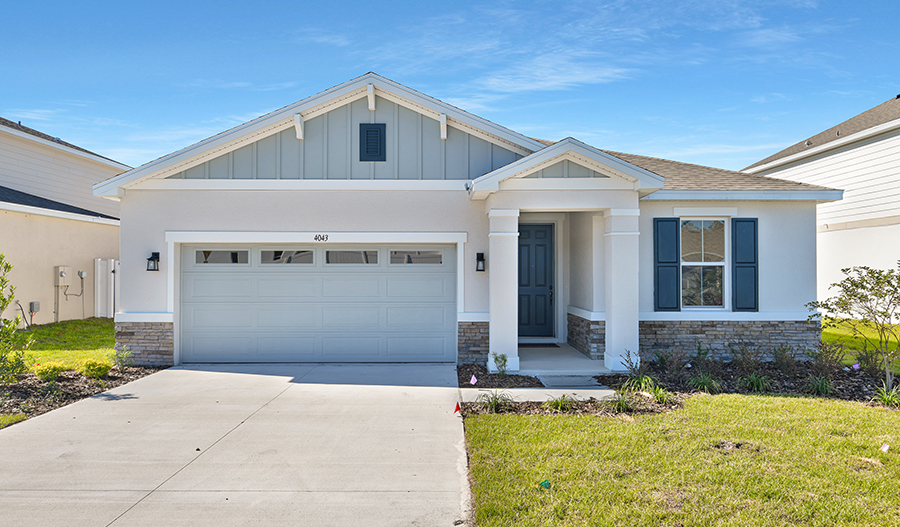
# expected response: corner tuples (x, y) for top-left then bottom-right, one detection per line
(0, 363), (469, 526)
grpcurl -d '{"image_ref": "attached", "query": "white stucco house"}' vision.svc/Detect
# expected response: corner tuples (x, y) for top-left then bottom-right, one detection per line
(1, 117), (127, 325)
(745, 95), (900, 301)
(95, 73), (840, 371)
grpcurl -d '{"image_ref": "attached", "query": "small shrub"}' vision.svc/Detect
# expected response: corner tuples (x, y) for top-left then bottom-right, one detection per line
(33, 361), (67, 382)
(803, 375), (834, 396)
(490, 353), (508, 376)
(542, 394), (576, 412)
(690, 341), (720, 376)
(772, 344), (798, 375)
(606, 388), (634, 413)
(0, 347), (28, 386)
(688, 372), (722, 394)
(77, 359), (112, 379)
(653, 347), (690, 378)
(620, 349), (655, 391)
(873, 382), (900, 408)
(111, 345), (134, 370)
(729, 341), (764, 375)
(475, 390), (514, 413)
(807, 341), (846, 379)
(0, 253), (32, 386)
(856, 343), (883, 378)
(740, 373), (773, 393)
(648, 384), (676, 405)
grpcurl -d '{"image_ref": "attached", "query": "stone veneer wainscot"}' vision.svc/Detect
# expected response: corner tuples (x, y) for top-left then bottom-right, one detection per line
(457, 321), (489, 365)
(566, 313), (605, 360)
(639, 320), (820, 360)
(115, 321), (174, 367)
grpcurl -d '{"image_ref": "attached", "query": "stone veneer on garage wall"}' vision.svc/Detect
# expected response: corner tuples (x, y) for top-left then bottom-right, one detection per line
(116, 322), (175, 367)
(566, 313), (605, 360)
(458, 321), (489, 365)
(639, 320), (820, 360)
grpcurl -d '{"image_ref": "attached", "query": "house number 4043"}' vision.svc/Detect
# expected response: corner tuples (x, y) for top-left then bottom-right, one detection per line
(314, 234), (329, 242)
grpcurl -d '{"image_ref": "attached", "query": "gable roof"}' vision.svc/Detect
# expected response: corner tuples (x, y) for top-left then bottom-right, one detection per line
(0, 185), (118, 221)
(0, 116), (129, 170)
(94, 73), (546, 197)
(744, 95), (900, 172)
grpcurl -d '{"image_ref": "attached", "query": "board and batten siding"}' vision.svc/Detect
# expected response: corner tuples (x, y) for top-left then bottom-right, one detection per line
(0, 132), (121, 218)
(759, 127), (900, 225)
(167, 96), (523, 181)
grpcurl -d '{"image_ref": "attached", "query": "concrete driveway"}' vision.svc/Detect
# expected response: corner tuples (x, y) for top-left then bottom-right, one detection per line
(0, 364), (470, 526)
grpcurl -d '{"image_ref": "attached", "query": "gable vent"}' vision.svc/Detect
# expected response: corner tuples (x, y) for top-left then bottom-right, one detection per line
(359, 123), (386, 162)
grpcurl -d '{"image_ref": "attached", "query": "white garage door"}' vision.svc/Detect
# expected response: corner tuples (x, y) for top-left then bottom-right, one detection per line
(180, 244), (457, 362)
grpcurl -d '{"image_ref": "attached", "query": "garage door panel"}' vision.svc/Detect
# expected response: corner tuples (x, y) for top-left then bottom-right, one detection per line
(322, 307), (380, 326)
(257, 307), (318, 327)
(181, 245), (456, 363)
(186, 277), (252, 299)
(386, 306), (447, 327)
(258, 277), (316, 298)
(323, 278), (380, 297)
(189, 307), (253, 328)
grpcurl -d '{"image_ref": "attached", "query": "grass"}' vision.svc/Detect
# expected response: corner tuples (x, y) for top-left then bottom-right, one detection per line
(0, 414), (27, 430)
(23, 318), (115, 369)
(821, 320), (899, 366)
(466, 394), (900, 526)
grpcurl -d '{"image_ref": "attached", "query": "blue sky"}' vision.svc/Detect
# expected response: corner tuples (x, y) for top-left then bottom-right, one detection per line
(2, 1), (898, 170)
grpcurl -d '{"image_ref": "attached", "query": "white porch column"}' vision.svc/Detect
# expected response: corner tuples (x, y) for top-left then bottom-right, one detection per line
(488, 209), (520, 372)
(603, 208), (641, 371)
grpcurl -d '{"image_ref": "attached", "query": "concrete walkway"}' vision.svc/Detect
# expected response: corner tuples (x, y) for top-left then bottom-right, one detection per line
(0, 364), (469, 527)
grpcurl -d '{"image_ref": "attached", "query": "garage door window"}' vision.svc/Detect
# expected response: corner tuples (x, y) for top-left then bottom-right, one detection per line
(390, 250), (442, 264)
(261, 250), (314, 264)
(326, 250), (378, 264)
(196, 250), (249, 264)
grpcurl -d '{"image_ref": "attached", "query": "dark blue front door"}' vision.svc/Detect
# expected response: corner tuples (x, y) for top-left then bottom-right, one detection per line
(518, 224), (554, 337)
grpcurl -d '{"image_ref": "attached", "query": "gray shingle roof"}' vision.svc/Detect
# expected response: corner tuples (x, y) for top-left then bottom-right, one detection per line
(0, 185), (118, 220)
(744, 95), (900, 171)
(0, 116), (125, 166)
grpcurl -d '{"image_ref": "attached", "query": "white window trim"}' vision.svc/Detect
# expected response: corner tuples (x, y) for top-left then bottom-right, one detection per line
(679, 217), (730, 311)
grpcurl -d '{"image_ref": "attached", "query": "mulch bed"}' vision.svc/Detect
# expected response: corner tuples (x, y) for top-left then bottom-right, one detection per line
(457, 363), (544, 389)
(461, 391), (687, 417)
(0, 367), (163, 420)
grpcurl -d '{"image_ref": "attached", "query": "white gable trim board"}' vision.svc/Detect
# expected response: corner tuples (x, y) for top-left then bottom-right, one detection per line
(106, 74), (830, 370)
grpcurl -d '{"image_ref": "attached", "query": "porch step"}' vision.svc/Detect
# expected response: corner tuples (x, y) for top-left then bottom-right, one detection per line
(533, 374), (609, 388)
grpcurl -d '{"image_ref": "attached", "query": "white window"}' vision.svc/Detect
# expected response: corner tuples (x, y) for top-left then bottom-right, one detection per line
(680, 220), (725, 307)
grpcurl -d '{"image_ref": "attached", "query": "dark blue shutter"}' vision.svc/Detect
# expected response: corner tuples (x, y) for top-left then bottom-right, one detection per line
(732, 218), (758, 312)
(359, 123), (386, 162)
(654, 218), (680, 311)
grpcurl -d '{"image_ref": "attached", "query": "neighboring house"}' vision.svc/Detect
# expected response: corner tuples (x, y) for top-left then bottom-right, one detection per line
(0, 117), (129, 325)
(95, 73), (840, 371)
(744, 95), (900, 300)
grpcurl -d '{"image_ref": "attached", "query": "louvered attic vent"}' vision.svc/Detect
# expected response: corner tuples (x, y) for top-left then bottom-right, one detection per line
(359, 123), (386, 162)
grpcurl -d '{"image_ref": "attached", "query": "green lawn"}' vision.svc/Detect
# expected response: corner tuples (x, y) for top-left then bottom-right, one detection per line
(24, 317), (115, 369)
(0, 414), (27, 430)
(466, 395), (900, 526)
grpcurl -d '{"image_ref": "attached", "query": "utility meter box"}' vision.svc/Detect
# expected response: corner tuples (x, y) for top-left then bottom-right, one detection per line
(54, 266), (71, 286)
(29, 301), (40, 314)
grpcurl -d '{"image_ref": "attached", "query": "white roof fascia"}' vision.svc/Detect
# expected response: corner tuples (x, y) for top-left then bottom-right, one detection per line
(94, 73), (546, 197)
(467, 138), (665, 200)
(0, 201), (119, 226)
(640, 190), (844, 202)
(0, 125), (130, 172)
(744, 117), (900, 174)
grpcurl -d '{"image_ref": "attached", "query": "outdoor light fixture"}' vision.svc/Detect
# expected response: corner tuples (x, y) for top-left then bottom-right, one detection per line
(146, 252), (160, 272)
(476, 252), (485, 272)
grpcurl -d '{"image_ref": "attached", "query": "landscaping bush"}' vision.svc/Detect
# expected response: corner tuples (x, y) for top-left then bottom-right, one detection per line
(33, 361), (67, 382)
(542, 394), (576, 412)
(653, 347), (690, 379)
(772, 344), (798, 375)
(688, 371), (722, 394)
(808, 340), (846, 379)
(475, 390), (514, 413)
(729, 341), (763, 375)
(740, 372), (772, 393)
(76, 359), (112, 379)
(0, 253), (31, 386)
(111, 345), (134, 370)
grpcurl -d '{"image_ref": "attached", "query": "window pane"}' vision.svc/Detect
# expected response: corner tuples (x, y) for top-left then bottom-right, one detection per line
(702, 220), (725, 263)
(681, 221), (703, 262)
(196, 250), (248, 264)
(390, 250), (442, 264)
(701, 266), (723, 306)
(326, 250), (378, 264)
(682, 266), (701, 306)
(261, 250), (313, 264)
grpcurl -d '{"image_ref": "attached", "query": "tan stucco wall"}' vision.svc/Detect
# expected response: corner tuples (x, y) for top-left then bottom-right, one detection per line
(0, 210), (119, 325)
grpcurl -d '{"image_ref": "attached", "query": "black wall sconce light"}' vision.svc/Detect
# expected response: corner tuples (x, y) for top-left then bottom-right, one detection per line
(146, 252), (160, 272)
(476, 252), (486, 272)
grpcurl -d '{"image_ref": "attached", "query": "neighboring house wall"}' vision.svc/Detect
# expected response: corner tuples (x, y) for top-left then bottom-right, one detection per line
(0, 131), (121, 218)
(1, 210), (118, 325)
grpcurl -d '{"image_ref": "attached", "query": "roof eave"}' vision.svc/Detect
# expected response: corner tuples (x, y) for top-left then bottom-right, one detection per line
(0, 125), (130, 172)
(640, 189), (844, 202)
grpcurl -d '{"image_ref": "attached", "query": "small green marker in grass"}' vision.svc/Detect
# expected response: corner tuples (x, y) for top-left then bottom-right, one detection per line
(538, 480), (551, 490)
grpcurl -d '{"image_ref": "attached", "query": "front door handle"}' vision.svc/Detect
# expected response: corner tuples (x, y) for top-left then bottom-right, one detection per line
(549, 285), (553, 306)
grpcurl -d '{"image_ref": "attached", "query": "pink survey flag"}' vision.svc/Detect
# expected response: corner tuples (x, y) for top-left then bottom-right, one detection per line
(470, 375), (478, 385)
(881, 443), (890, 453)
